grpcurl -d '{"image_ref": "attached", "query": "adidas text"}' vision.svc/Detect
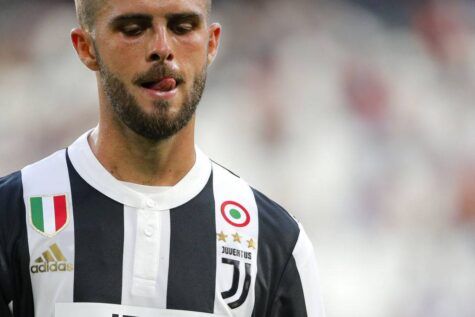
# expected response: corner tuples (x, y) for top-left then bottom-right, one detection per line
(31, 262), (74, 274)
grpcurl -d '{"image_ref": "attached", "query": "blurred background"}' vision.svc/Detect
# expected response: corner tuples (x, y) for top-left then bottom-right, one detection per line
(1, 0), (475, 316)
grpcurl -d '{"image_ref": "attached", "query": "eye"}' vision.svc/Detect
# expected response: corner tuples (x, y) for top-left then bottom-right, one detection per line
(120, 24), (146, 37)
(170, 22), (195, 35)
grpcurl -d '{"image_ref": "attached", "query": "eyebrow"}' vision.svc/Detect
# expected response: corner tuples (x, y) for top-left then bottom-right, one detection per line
(165, 12), (204, 22)
(109, 11), (204, 28)
(109, 13), (153, 28)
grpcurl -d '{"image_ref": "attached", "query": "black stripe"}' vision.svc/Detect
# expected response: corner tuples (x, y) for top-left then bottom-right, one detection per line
(269, 256), (307, 316)
(0, 172), (34, 316)
(251, 188), (301, 317)
(167, 174), (216, 313)
(67, 154), (124, 304)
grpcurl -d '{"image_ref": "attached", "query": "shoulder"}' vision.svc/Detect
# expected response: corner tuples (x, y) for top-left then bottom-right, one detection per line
(0, 149), (66, 208)
(0, 171), (25, 251)
(251, 187), (300, 242)
(211, 161), (301, 249)
(0, 171), (23, 197)
(0, 171), (24, 217)
(0, 149), (67, 241)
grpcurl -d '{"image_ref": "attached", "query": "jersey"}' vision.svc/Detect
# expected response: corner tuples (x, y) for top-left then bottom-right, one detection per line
(0, 130), (325, 317)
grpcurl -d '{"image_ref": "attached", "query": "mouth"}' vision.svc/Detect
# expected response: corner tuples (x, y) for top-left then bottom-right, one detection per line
(139, 77), (183, 100)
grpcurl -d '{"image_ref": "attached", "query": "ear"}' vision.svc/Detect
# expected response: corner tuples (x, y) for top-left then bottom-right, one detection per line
(207, 23), (222, 66)
(71, 28), (100, 71)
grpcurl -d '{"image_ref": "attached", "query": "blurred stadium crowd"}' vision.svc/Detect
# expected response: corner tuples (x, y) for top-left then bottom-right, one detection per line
(1, 0), (475, 316)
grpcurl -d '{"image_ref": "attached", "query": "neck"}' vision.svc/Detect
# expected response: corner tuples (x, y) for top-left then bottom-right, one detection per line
(88, 116), (196, 187)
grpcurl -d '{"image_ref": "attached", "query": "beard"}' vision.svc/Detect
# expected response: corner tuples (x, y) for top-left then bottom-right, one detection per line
(96, 52), (207, 141)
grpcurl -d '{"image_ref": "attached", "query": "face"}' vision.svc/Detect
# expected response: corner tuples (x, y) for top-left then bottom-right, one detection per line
(74, 0), (220, 141)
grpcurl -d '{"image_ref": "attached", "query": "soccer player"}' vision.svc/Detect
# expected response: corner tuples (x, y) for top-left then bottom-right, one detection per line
(0, 0), (325, 316)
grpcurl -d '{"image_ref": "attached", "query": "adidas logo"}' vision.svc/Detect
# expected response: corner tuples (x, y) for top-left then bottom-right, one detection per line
(30, 243), (74, 274)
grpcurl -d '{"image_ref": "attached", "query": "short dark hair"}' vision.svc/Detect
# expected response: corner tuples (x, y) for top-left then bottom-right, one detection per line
(75, 0), (213, 32)
(75, 0), (106, 32)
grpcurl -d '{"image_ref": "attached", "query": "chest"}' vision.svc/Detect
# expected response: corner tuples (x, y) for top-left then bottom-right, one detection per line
(25, 189), (259, 317)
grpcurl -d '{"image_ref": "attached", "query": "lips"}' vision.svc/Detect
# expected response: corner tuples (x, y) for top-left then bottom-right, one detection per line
(142, 77), (177, 92)
(139, 76), (181, 100)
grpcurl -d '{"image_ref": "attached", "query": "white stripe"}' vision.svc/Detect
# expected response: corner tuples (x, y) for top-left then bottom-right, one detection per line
(56, 303), (227, 317)
(212, 163), (258, 317)
(121, 206), (170, 308)
(42, 196), (56, 235)
(293, 224), (326, 317)
(156, 211), (170, 304)
(22, 149), (75, 317)
(134, 209), (161, 282)
(8, 301), (12, 313)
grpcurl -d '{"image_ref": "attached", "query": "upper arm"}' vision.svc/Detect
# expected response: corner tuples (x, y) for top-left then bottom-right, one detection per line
(0, 246), (13, 317)
(271, 225), (325, 317)
(0, 175), (16, 316)
(0, 171), (33, 316)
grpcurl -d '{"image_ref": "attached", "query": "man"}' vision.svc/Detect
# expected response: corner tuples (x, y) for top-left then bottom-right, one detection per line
(0, 0), (325, 316)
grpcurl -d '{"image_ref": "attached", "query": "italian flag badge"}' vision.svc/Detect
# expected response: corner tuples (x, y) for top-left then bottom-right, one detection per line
(221, 201), (251, 227)
(29, 194), (69, 237)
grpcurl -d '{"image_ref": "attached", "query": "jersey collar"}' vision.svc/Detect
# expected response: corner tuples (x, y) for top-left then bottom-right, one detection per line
(67, 129), (212, 211)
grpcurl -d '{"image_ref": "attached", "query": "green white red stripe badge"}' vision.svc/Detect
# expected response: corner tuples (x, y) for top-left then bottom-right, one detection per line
(30, 194), (69, 237)
(221, 201), (251, 227)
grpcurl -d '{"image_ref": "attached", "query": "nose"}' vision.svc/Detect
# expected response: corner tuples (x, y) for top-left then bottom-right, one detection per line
(147, 26), (174, 63)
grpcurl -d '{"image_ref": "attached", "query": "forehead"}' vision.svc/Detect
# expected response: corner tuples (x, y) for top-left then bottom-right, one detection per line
(99, 0), (208, 21)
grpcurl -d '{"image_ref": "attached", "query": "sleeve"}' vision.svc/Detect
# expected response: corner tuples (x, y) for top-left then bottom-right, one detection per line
(0, 173), (19, 317)
(270, 224), (325, 317)
(0, 237), (13, 317)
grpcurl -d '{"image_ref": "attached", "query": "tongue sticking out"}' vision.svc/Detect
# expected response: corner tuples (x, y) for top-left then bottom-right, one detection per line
(147, 78), (177, 92)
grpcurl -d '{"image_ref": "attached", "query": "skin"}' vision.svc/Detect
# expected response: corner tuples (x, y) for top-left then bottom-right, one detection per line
(71, 0), (221, 186)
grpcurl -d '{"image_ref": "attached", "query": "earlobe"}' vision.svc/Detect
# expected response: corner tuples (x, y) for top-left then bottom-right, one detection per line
(207, 23), (222, 66)
(71, 28), (100, 71)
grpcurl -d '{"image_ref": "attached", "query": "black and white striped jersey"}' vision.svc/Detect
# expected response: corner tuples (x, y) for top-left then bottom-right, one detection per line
(0, 130), (325, 317)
